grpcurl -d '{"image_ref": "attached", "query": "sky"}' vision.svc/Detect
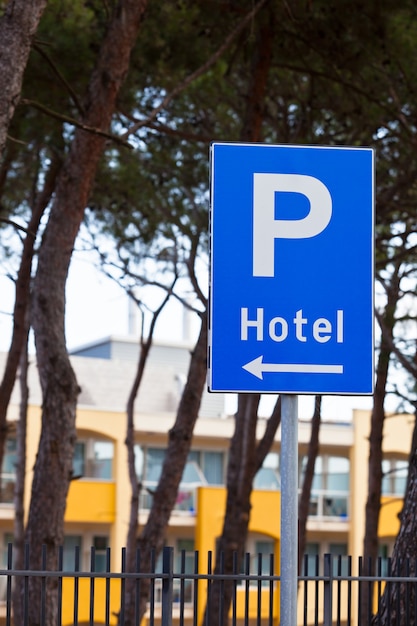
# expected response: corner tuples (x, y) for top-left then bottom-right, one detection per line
(0, 249), (199, 351)
(0, 254), (128, 352)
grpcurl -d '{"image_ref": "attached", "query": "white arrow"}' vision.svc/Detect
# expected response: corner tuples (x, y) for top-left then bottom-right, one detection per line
(242, 356), (344, 380)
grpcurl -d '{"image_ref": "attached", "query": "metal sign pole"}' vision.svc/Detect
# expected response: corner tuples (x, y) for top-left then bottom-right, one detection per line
(280, 394), (298, 626)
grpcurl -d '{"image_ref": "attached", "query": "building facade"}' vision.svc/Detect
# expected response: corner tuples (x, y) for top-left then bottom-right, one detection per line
(0, 335), (413, 623)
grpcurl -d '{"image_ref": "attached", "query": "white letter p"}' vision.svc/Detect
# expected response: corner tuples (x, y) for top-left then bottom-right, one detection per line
(253, 173), (332, 277)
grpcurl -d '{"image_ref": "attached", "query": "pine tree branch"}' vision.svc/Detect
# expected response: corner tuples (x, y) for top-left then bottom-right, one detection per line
(20, 98), (133, 148)
(122, 0), (270, 137)
(33, 41), (85, 115)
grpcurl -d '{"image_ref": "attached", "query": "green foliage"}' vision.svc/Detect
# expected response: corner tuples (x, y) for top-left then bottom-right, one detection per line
(0, 0), (105, 222)
(3, 0), (417, 306)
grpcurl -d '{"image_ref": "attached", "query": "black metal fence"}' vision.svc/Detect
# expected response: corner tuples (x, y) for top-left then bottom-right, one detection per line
(0, 546), (416, 626)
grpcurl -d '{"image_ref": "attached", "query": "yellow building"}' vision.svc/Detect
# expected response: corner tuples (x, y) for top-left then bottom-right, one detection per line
(0, 335), (414, 624)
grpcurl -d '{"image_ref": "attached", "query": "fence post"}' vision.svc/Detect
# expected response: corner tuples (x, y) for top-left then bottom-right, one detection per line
(323, 553), (333, 626)
(161, 546), (174, 626)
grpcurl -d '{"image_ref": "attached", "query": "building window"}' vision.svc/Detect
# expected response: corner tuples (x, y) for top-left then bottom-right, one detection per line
(153, 538), (195, 604)
(302, 542), (348, 576)
(302, 542), (320, 575)
(235, 535), (275, 585)
(327, 457), (350, 492)
(0, 532), (11, 602)
(176, 539), (195, 572)
(141, 448), (165, 483)
(137, 447), (225, 486)
(254, 540), (275, 582)
(137, 446), (226, 511)
(329, 543), (349, 576)
(2, 533), (13, 568)
(62, 535), (109, 572)
(378, 542), (395, 576)
(187, 450), (225, 485)
(63, 535), (83, 571)
(2, 439), (16, 475)
(254, 452), (280, 490)
(73, 442), (85, 477)
(92, 535), (109, 572)
(300, 455), (350, 519)
(382, 458), (408, 496)
(73, 439), (113, 480)
(1, 438), (17, 504)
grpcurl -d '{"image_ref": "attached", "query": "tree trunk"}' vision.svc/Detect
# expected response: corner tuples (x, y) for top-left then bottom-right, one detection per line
(204, 394), (260, 626)
(239, 6), (272, 143)
(0, 153), (60, 481)
(12, 316), (30, 626)
(24, 2), (147, 624)
(202, 11), (274, 625)
(298, 396), (321, 575)
(135, 313), (208, 623)
(372, 442), (417, 626)
(202, 395), (282, 626)
(403, 407), (417, 500)
(361, 272), (399, 624)
(123, 337), (152, 626)
(0, 0), (47, 156)
(123, 293), (172, 626)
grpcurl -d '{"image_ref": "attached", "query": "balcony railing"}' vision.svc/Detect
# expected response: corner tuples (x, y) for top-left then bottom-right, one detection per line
(139, 482), (198, 514)
(306, 489), (349, 519)
(0, 475), (15, 505)
(140, 483), (349, 522)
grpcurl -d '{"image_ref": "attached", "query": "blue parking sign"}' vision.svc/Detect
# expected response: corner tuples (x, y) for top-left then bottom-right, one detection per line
(208, 143), (374, 394)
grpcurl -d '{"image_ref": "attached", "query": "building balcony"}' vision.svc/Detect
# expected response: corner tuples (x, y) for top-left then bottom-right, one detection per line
(139, 484), (350, 525)
(378, 494), (402, 537)
(0, 474), (15, 506)
(139, 481), (198, 515)
(66, 479), (116, 523)
(305, 489), (349, 520)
